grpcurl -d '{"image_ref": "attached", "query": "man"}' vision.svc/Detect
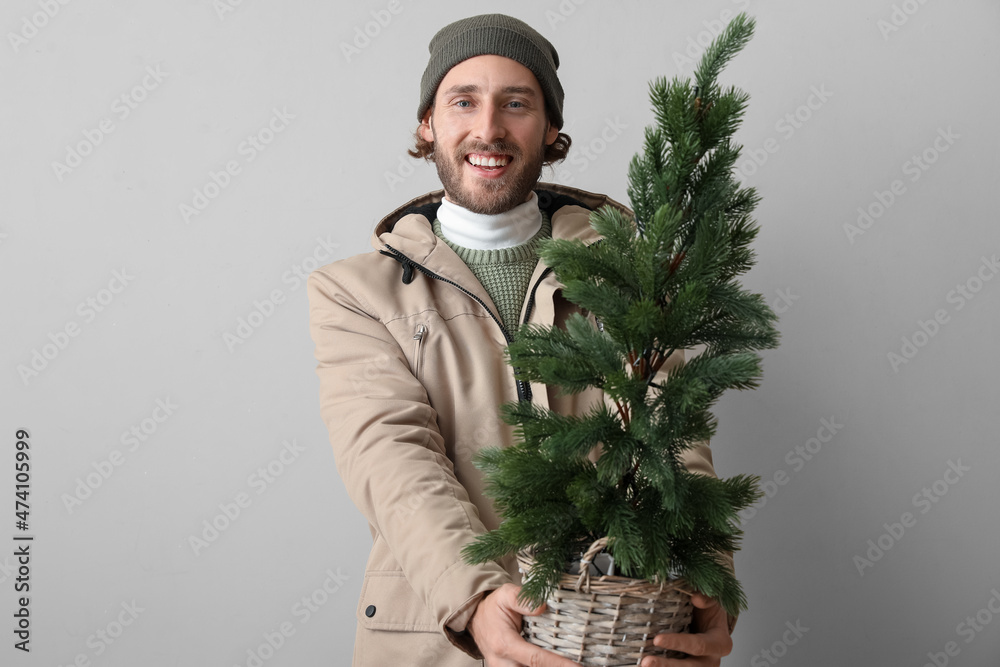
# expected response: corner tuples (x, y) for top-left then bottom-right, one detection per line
(308, 14), (735, 666)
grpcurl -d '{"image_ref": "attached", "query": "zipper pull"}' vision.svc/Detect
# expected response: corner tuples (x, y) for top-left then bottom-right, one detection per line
(413, 324), (427, 340)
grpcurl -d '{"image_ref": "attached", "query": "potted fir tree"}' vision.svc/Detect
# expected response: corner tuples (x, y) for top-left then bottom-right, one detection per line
(463, 13), (777, 665)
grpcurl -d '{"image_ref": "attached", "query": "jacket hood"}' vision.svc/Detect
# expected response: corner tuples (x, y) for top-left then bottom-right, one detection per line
(370, 182), (633, 254)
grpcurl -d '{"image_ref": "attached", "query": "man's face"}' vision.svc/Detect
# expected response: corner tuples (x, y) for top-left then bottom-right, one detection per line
(419, 54), (560, 215)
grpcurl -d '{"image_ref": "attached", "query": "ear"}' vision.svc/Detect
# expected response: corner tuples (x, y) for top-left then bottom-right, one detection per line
(544, 122), (560, 146)
(418, 109), (434, 144)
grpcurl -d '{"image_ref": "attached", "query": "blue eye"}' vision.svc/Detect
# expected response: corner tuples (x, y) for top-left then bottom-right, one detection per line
(509, 101), (523, 108)
(456, 100), (471, 108)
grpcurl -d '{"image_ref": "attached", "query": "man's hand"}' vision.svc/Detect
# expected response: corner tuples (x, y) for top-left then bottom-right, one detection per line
(641, 593), (733, 667)
(467, 583), (581, 667)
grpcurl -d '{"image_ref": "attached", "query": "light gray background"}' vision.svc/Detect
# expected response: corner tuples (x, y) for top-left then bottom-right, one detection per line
(2, 1), (998, 665)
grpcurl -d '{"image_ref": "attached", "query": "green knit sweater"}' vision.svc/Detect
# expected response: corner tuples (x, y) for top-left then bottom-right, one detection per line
(433, 212), (552, 335)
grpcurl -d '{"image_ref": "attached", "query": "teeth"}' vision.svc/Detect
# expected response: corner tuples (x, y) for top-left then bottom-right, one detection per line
(468, 154), (508, 167)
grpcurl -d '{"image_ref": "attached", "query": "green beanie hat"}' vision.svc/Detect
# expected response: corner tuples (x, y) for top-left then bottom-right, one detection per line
(418, 13), (564, 129)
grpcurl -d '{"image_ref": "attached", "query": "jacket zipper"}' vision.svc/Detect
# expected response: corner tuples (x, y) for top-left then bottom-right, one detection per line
(381, 244), (542, 403)
(521, 266), (553, 326)
(412, 324), (427, 378)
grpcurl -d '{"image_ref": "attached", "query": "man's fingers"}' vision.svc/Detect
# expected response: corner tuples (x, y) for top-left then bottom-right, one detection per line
(640, 656), (715, 667)
(688, 592), (717, 609)
(517, 600), (548, 617)
(653, 627), (732, 658)
(654, 630), (709, 656)
(477, 584), (580, 666)
(504, 640), (581, 667)
(494, 583), (548, 617)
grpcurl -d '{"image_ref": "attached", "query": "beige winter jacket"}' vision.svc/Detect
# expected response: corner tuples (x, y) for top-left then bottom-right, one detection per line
(308, 183), (729, 666)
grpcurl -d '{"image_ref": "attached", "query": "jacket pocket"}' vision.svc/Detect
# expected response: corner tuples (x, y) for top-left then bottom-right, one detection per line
(356, 570), (438, 632)
(411, 324), (427, 378)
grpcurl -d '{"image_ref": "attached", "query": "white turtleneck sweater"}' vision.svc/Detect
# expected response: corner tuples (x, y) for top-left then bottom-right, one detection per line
(437, 191), (542, 250)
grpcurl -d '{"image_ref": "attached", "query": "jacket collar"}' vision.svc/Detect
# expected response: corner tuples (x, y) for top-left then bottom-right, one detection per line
(370, 182), (633, 261)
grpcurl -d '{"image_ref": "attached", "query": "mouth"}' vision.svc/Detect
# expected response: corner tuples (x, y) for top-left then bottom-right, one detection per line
(465, 152), (512, 178)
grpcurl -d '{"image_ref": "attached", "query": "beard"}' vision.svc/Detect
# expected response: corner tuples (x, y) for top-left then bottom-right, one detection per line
(432, 134), (546, 215)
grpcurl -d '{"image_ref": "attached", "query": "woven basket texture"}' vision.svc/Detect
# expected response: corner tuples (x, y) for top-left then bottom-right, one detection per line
(517, 539), (693, 666)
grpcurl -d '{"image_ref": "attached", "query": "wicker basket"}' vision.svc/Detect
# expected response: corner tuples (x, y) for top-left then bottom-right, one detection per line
(517, 538), (693, 666)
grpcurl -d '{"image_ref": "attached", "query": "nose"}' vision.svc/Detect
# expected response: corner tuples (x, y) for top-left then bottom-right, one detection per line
(472, 103), (506, 144)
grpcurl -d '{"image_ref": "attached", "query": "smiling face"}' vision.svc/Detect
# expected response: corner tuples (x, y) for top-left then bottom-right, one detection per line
(419, 55), (561, 215)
